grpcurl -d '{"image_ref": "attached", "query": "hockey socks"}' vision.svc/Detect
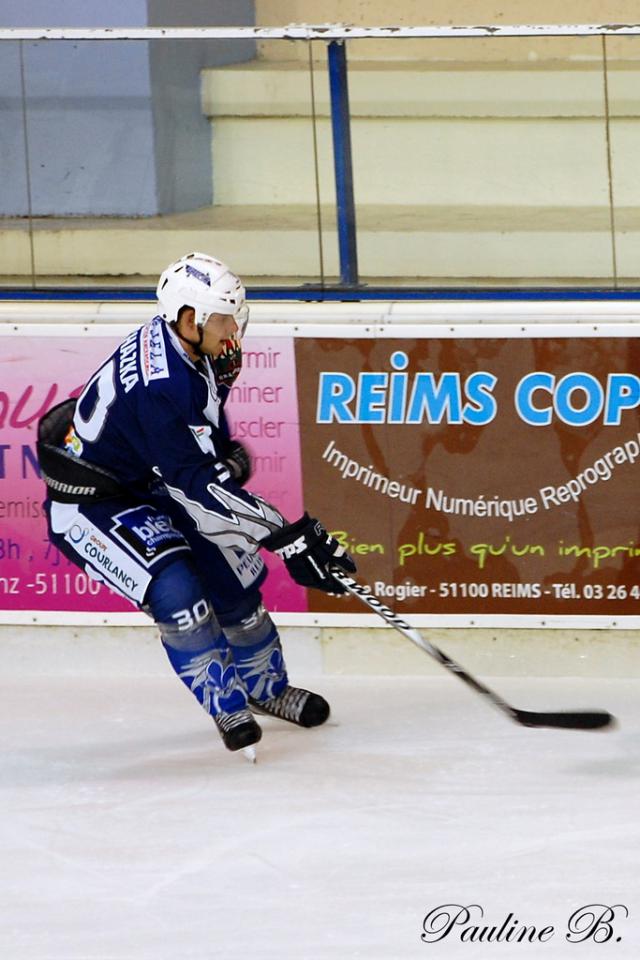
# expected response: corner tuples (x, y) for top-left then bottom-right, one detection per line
(223, 604), (289, 702)
(146, 562), (264, 750)
(222, 603), (330, 729)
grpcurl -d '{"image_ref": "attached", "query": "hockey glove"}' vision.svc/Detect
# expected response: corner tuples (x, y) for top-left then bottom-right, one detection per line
(224, 440), (252, 486)
(262, 513), (356, 594)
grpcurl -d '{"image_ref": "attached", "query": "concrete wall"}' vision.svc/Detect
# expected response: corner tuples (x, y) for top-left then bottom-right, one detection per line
(0, 1), (154, 216)
(147, 0), (255, 214)
(0, 42), (30, 217)
(0, 0), (255, 216)
(255, 0), (640, 62)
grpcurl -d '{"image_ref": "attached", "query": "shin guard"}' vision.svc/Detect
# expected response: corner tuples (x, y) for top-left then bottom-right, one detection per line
(145, 561), (248, 718)
(221, 602), (288, 703)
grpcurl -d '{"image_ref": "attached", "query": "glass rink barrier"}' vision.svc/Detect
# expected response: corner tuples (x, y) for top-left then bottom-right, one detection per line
(2, 21), (640, 291)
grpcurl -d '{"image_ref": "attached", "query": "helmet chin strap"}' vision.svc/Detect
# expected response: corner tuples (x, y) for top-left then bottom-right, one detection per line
(172, 319), (206, 358)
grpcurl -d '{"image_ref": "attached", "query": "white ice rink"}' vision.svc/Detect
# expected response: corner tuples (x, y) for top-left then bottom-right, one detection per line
(1, 633), (638, 959)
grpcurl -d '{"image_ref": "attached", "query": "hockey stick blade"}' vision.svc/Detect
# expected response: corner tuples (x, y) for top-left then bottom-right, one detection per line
(512, 709), (614, 731)
(331, 569), (616, 732)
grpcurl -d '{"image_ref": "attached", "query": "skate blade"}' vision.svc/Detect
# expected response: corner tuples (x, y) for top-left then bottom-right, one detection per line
(242, 745), (257, 764)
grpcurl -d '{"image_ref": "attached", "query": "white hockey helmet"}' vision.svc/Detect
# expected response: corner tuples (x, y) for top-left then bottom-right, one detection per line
(156, 252), (249, 335)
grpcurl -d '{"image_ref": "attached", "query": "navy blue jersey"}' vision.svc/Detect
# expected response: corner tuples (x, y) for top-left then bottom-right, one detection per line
(69, 317), (284, 551)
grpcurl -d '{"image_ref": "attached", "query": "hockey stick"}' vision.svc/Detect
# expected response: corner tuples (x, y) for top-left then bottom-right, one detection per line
(331, 569), (615, 731)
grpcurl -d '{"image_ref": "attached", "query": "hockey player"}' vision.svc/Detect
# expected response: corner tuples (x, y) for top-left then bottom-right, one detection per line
(37, 252), (356, 753)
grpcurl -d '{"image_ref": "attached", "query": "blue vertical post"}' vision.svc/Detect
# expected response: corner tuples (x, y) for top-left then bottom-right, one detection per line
(327, 40), (359, 286)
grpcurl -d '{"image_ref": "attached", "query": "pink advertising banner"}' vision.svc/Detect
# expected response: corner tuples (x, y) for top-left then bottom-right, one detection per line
(0, 330), (306, 616)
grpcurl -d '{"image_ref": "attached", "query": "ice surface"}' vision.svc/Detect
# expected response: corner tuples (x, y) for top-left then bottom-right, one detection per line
(0, 644), (638, 959)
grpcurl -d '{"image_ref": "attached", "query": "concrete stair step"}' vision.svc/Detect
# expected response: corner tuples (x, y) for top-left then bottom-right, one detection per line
(200, 59), (640, 227)
(202, 59), (640, 119)
(1, 204), (638, 280)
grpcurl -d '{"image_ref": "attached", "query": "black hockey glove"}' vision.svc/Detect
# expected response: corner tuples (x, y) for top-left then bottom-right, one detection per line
(262, 513), (356, 594)
(224, 440), (252, 486)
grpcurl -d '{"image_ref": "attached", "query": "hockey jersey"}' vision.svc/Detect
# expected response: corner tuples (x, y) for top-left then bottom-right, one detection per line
(68, 317), (284, 552)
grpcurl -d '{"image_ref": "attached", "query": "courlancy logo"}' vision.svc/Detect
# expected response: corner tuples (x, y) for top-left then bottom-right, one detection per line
(316, 351), (640, 426)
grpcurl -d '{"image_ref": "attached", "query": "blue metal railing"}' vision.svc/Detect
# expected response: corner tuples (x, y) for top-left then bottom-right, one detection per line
(3, 287), (640, 302)
(327, 40), (359, 286)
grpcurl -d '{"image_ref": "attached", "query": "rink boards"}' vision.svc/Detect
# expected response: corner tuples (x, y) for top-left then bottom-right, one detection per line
(3, 299), (640, 634)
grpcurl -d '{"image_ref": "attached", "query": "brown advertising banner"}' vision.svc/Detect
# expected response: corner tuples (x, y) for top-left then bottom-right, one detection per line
(296, 334), (640, 620)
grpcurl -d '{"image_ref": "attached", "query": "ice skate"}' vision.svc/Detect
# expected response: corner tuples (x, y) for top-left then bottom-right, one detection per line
(214, 709), (262, 751)
(249, 686), (330, 728)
